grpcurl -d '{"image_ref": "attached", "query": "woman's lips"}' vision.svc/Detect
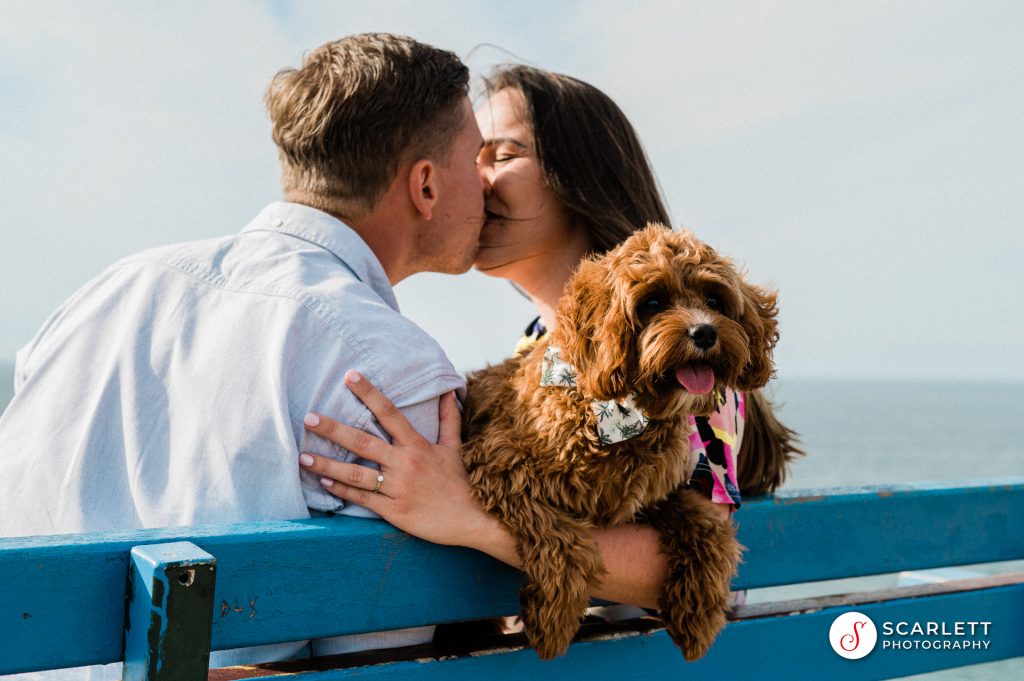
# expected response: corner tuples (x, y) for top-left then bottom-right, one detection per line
(478, 211), (509, 247)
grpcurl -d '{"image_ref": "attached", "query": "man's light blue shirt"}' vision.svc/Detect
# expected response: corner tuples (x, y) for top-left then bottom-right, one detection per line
(0, 202), (465, 675)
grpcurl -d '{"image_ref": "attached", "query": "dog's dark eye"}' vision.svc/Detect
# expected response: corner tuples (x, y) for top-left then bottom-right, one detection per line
(705, 295), (724, 313)
(640, 297), (666, 312)
(637, 296), (667, 323)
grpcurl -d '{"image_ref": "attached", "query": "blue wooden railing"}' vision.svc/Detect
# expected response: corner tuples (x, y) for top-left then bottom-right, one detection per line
(2, 478), (1022, 679)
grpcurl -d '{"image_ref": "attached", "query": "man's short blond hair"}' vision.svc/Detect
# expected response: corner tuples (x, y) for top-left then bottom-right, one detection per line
(266, 33), (469, 216)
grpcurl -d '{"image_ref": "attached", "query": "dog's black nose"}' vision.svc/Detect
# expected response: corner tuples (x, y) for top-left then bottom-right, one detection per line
(690, 324), (718, 350)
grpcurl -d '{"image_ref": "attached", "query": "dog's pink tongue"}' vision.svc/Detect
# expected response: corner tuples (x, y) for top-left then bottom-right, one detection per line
(675, 364), (715, 395)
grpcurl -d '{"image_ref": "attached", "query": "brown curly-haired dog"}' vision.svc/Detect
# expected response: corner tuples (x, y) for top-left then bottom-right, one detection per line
(460, 224), (780, 661)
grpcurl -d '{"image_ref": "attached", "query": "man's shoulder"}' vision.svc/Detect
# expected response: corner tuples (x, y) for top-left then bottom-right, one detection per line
(123, 236), (464, 401)
(106, 233), (243, 289)
(63, 205), (464, 402)
(104, 220), (356, 313)
(296, 291), (465, 405)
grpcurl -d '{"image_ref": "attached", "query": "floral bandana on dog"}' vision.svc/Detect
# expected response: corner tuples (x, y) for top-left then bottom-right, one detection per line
(540, 346), (650, 445)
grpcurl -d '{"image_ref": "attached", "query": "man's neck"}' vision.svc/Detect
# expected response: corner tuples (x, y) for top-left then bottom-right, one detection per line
(344, 212), (415, 286)
(285, 189), (416, 286)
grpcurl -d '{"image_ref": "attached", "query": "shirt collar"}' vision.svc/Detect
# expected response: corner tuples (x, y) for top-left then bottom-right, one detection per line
(242, 202), (399, 311)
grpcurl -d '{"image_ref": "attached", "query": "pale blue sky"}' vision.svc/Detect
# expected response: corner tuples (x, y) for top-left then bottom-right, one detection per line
(1, 1), (1022, 381)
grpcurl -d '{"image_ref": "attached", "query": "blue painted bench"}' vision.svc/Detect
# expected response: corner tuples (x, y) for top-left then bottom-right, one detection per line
(2, 479), (1022, 679)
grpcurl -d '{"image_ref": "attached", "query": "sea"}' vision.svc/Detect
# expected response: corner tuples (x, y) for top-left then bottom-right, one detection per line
(1, 361), (1020, 678)
(5, 365), (1016, 489)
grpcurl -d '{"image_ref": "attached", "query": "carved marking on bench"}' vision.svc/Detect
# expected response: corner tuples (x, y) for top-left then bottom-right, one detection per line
(220, 597), (260, 618)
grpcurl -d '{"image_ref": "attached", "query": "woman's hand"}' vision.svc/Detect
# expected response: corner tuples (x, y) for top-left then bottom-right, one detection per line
(298, 369), (726, 609)
(298, 370), (518, 560)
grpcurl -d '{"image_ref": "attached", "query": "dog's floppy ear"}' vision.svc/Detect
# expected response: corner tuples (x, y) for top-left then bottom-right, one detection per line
(556, 257), (633, 400)
(735, 281), (779, 390)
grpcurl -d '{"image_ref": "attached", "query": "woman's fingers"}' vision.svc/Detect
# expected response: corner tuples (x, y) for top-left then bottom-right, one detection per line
(343, 370), (422, 445)
(297, 374), (480, 549)
(299, 453), (387, 494)
(303, 412), (391, 467)
(299, 453), (393, 515)
(321, 478), (390, 515)
(437, 391), (462, 448)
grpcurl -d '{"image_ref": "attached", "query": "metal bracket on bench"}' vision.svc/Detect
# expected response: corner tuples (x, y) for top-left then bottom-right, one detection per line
(123, 541), (217, 681)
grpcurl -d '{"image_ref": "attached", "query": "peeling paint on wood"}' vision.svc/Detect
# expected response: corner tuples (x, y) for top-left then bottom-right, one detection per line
(123, 542), (217, 681)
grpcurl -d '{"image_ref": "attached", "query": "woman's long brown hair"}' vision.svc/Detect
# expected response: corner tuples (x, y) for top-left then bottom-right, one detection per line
(485, 64), (802, 497)
(483, 65), (671, 254)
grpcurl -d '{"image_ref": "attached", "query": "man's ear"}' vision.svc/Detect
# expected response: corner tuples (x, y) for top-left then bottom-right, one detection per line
(407, 159), (437, 221)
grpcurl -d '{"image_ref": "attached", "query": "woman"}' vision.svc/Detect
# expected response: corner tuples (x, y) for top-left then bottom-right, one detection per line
(299, 65), (780, 610)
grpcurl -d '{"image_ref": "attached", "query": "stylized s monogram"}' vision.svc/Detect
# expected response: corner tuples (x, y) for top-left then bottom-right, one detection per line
(840, 620), (867, 651)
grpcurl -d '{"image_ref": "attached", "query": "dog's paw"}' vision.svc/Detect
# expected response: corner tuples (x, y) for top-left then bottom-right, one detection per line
(659, 538), (738, 661)
(661, 592), (726, 661)
(651, 489), (742, 661)
(519, 580), (585, 660)
(532, 631), (574, 661)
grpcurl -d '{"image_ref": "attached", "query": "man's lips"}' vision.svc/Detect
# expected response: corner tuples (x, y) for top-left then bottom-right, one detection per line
(478, 211), (510, 249)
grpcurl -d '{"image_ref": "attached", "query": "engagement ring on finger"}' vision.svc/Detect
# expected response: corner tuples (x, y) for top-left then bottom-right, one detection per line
(373, 473), (384, 493)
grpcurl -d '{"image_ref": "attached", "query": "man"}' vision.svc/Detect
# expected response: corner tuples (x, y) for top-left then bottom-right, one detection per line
(0, 33), (483, 674)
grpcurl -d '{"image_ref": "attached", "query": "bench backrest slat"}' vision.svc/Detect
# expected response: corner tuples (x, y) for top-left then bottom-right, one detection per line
(214, 581), (1024, 680)
(738, 478), (1024, 588)
(1, 478), (1021, 674)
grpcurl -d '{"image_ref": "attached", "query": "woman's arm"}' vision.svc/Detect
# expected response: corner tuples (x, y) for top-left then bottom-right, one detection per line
(299, 370), (727, 611)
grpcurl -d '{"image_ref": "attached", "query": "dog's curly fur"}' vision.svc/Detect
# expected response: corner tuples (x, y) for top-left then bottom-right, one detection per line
(461, 225), (783, 660)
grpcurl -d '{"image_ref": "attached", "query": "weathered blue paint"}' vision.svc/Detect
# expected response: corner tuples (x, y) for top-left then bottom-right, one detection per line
(736, 478), (1024, 588)
(0, 517), (521, 672)
(123, 542), (216, 681)
(0, 479), (1021, 674)
(286, 582), (1024, 680)
(0, 538), (134, 672)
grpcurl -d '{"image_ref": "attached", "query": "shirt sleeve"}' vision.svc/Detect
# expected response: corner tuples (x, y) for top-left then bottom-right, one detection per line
(331, 397), (442, 518)
(686, 389), (744, 508)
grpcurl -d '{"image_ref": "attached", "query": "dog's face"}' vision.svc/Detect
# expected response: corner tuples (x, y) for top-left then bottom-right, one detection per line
(554, 224), (779, 419)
